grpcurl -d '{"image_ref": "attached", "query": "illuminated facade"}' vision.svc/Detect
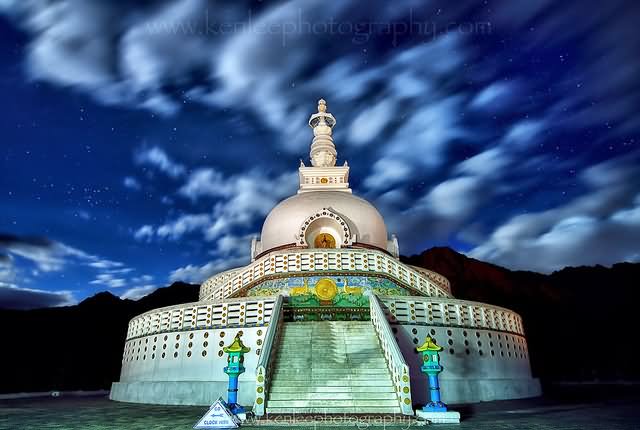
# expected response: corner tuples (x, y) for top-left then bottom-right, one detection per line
(110, 100), (541, 414)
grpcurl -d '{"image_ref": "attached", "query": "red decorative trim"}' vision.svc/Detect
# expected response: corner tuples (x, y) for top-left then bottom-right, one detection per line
(254, 243), (302, 260)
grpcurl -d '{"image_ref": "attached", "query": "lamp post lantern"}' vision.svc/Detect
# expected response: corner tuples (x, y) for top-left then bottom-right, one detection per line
(223, 333), (250, 415)
(416, 335), (448, 412)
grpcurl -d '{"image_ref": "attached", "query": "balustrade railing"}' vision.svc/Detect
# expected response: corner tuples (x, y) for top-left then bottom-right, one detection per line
(253, 294), (285, 416)
(369, 295), (413, 415)
(378, 296), (525, 336)
(199, 248), (452, 302)
(124, 296), (277, 340)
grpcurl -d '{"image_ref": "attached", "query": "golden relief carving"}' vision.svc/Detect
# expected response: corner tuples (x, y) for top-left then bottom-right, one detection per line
(314, 233), (336, 248)
(290, 278), (310, 296)
(342, 277), (363, 295)
(314, 278), (339, 301)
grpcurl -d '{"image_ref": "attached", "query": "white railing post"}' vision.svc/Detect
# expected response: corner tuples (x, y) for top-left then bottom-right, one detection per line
(253, 294), (285, 416)
(369, 295), (413, 415)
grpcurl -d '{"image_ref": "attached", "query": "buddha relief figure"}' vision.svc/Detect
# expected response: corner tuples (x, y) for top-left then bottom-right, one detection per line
(314, 233), (336, 248)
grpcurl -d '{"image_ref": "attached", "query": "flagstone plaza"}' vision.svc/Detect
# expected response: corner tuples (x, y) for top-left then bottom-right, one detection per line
(1, 387), (639, 430)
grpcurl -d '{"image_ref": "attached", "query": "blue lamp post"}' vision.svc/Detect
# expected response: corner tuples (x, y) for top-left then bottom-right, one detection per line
(416, 335), (448, 412)
(223, 333), (250, 414)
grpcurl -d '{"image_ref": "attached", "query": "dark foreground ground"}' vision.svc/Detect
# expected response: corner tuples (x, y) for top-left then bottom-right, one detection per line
(0, 385), (638, 430)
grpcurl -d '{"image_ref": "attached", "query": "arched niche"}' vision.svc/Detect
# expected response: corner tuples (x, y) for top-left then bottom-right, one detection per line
(296, 208), (354, 249)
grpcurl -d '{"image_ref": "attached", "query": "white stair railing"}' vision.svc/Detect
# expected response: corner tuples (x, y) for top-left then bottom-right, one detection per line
(369, 294), (413, 415)
(253, 294), (285, 416)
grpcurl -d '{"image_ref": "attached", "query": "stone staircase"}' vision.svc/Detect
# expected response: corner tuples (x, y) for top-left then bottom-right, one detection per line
(266, 321), (402, 415)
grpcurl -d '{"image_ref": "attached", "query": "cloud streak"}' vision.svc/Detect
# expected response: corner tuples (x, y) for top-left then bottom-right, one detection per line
(1, 0), (639, 283)
(469, 155), (640, 272)
(134, 146), (186, 178)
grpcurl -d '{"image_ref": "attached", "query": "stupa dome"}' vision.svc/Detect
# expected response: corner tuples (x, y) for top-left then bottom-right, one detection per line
(260, 190), (388, 252)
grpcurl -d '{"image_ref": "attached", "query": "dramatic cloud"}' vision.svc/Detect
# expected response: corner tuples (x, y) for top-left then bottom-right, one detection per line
(120, 285), (158, 300)
(137, 169), (297, 243)
(2, 0), (639, 285)
(469, 155), (640, 272)
(170, 233), (253, 283)
(454, 148), (511, 179)
(0, 233), (134, 308)
(470, 81), (519, 111)
(363, 158), (413, 192)
(92, 272), (157, 299)
(0, 285), (75, 310)
(170, 254), (247, 284)
(90, 273), (126, 288)
(156, 214), (212, 240)
(0, 233), (121, 273)
(123, 176), (141, 190)
(133, 225), (154, 241)
(2, 0), (636, 148)
(134, 146), (185, 178)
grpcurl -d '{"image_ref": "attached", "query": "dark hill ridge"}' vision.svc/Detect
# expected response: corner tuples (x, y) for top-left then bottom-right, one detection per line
(0, 282), (199, 394)
(0, 250), (638, 394)
(402, 248), (639, 382)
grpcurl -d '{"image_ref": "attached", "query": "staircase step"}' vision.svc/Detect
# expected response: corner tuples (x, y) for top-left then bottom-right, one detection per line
(265, 399), (401, 408)
(279, 339), (379, 343)
(279, 341), (377, 344)
(273, 363), (389, 368)
(269, 378), (395, 387)
(274, 354), (383, 359)
(273, 368), (391, 376)
(269, 385), (396, 394)
(268, 391), (398, 401)
(266, 321), (401, 414)
(276, 352), (384, 358)
(272, 366), (390, 372)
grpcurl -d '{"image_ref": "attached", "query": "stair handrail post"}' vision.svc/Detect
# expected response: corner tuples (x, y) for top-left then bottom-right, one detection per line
(369, 294), (413, 415)
(253, 294), (285, 416)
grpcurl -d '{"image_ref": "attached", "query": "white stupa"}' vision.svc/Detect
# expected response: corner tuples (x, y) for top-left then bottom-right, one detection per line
(111, 100), (541, 414)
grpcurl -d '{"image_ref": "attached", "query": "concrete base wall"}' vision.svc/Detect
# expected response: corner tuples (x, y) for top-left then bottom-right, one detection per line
(110, 380), (257, 406)
(112, 308), (542, 407)
(437, 377), (540, 405)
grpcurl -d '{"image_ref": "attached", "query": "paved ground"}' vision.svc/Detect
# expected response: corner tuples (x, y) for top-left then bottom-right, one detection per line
(0, 385), (638, 429)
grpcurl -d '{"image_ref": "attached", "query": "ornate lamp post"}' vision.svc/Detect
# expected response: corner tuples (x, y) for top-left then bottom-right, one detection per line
(416, 335), (448, 412)
(223, 333), (251, 414)
(415, 335), (459, 423)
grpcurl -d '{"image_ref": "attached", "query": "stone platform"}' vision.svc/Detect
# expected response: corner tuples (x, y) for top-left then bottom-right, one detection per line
(4, 385), (640, 429)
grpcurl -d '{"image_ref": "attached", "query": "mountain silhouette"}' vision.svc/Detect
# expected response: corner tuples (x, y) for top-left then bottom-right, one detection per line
(402, 247), (639, 382)
(1, 249), (638, 394)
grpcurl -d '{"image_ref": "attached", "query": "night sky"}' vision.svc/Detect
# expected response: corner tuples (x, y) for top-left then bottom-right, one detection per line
(1, 1), (639, 309)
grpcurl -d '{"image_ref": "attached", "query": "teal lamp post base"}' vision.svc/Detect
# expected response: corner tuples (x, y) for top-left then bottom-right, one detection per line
(422, 373), (448, 412)
(229, 404), (246, 415)
(416, 409), (461, 424)
(423, 401), (448, 412)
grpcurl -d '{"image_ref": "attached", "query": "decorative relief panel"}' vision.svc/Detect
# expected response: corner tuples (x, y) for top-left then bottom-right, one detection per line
(244, 275), (410, 300)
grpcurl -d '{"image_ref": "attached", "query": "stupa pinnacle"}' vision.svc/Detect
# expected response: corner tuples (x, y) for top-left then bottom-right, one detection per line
(308, 98), (337, 167)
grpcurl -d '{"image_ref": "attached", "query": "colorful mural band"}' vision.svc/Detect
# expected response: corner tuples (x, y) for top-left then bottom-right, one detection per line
(245, 275), (409, 306)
